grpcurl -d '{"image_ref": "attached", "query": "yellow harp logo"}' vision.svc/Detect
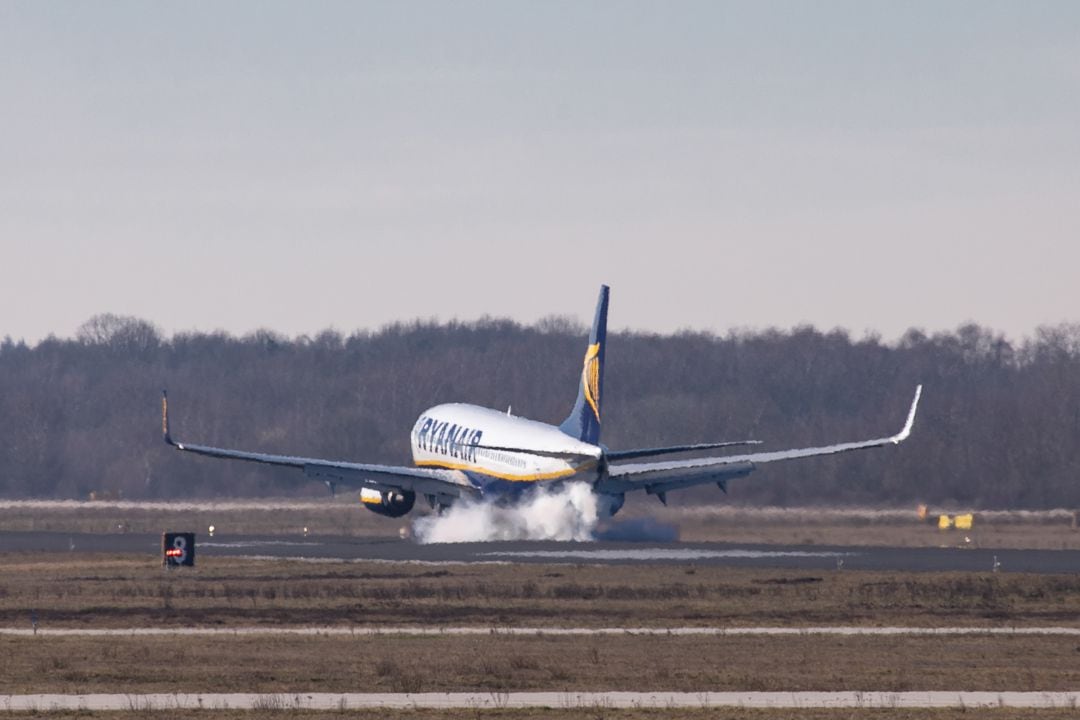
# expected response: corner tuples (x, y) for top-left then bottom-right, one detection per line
(582, 343), (601, 421)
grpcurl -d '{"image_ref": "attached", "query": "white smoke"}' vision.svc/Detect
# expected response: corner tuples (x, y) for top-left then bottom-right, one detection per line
(411, 482), (599, 544)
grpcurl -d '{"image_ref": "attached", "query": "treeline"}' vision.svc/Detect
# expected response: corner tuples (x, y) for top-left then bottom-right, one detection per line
(2, 313), (1080, 509)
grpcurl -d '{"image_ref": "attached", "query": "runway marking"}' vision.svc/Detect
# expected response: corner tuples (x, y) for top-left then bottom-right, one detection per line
(0, 499), (345, 512)
(2, 691), (1080, 710)
(200, 541), (323, 548)
(4, 625), (1080, 637)
(480, 548), (854, 561)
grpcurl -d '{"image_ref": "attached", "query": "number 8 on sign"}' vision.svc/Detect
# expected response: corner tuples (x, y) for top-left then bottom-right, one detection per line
(162, 532), (196, 567)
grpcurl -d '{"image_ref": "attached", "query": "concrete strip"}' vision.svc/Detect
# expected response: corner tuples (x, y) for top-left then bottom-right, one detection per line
(2, 691), (1080, 710)
(3, 625), (1080, 637)
(0, 499), (341, 512)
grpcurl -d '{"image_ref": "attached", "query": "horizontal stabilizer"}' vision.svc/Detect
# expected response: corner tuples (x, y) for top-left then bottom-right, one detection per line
(473, 444), (602, 460)
(606, 440), (763, 463)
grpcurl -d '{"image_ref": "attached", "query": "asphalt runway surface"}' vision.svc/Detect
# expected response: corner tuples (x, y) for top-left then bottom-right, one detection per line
(4, 530), (1080, 573)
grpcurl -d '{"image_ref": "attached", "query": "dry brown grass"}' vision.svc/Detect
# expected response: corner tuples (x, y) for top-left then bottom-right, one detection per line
(656, 506), (1080, 550)
(2, 555), (1080, 697)
(4, 632), (1080, 694)
(0, 501), (376, 537)
(670, 519), (1080, 550)
(3, 554), (1080, 630)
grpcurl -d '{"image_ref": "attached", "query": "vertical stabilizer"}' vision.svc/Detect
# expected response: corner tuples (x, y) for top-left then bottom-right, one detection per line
(560, 285), (609, 445)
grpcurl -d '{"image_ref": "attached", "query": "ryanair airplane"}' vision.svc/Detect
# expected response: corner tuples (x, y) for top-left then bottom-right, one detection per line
(162, 286), (921, 519)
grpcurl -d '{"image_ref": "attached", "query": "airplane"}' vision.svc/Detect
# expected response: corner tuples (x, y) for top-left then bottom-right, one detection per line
(162, 286), (921, 519)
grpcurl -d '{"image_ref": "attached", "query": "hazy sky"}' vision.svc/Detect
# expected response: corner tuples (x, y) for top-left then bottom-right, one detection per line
(2, 1), (1078, 343)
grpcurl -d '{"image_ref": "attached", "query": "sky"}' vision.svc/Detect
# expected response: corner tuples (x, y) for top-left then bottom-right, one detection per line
(2, 1), (1078, 344)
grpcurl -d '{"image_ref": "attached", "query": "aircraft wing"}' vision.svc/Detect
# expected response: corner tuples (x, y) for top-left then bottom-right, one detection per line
(161, 393), (479, 499)
(597, 385), (922, 498)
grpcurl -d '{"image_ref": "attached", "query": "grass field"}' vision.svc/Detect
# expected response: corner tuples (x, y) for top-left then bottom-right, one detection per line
(3, 505), (1079, 716)
(5, 632), (1080, 694)
(1, 554), (1079, 700)
(3, 555), (1080, 630)
(665, 506), (1080, 550)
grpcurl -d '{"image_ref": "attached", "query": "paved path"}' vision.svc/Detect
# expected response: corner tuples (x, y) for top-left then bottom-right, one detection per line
(3, 625), (1080, 637)
(3, 691), (1080, 710)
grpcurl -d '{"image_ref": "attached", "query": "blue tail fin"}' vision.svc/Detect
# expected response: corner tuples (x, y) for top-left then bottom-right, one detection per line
(559, 285), (609, 445)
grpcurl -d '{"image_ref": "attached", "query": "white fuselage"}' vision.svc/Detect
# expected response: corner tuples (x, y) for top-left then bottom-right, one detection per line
(410, 403), (602, 488)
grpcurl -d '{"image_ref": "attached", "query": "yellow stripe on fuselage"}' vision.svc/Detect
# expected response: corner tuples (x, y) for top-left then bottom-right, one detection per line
(415, 459), (597, 483)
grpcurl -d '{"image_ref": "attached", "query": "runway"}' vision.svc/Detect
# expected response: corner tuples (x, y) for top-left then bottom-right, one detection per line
(4, 530), (1079, 573)
(3, 691), (1080, 710)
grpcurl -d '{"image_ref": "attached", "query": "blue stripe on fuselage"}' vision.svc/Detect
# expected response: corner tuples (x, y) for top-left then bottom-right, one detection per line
(462, 472), (569, 501)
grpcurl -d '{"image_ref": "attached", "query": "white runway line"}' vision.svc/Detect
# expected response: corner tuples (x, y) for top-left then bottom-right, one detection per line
(3, 691), (1080, 710)
(3, 625), (1080, 637)
(0, 499), (343, 512)
(200, 540), (323, 548)
(481, 548), (854, 561)
(667, 505), (1079, 523)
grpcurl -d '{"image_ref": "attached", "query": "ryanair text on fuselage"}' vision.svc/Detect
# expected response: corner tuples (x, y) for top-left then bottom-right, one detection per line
(414, 416), (483, 464)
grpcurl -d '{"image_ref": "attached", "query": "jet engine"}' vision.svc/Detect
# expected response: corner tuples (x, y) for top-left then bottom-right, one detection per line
(596, 492), (625, 518)
(360, 488), (416, 518)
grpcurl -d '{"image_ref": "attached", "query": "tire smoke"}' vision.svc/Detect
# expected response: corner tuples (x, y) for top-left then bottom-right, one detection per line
(411, 482), (599, 544)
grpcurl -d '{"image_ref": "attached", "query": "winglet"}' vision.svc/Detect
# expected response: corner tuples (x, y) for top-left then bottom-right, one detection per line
(162, 390), (176, 447)
(892, 384), (922, 444)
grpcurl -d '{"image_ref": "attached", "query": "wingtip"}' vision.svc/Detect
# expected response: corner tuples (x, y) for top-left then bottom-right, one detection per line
(893, 384), (922, 444)
(161, 390), (175, 446)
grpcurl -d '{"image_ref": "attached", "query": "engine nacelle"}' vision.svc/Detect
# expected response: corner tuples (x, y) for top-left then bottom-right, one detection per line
(360, 488), (416, 518)
(596, 492), (625, 518)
